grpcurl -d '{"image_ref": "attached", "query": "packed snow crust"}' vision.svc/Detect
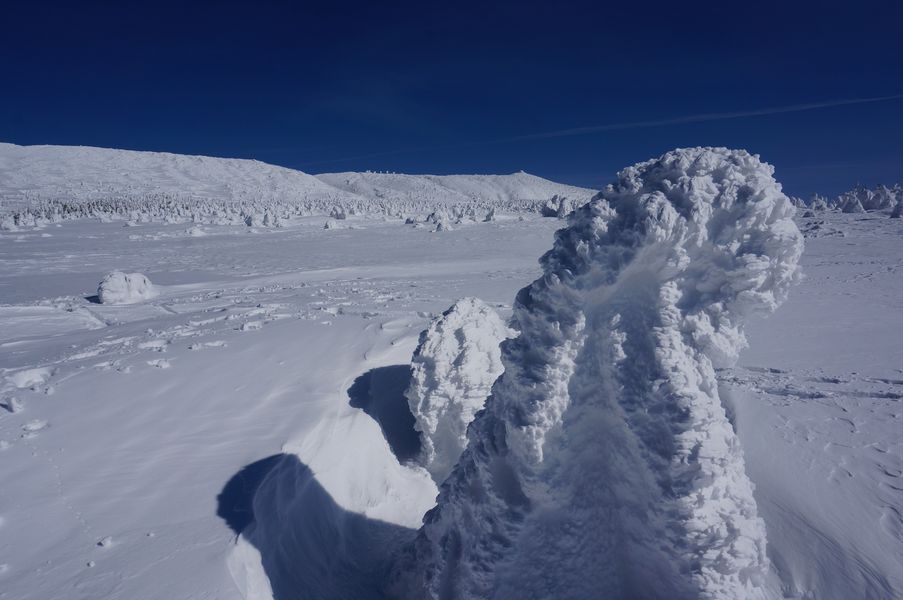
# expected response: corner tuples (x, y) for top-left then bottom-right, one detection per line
(97, 271), (156, 304)
(393, 148), (804, 599)
(405, 298), (514, 483)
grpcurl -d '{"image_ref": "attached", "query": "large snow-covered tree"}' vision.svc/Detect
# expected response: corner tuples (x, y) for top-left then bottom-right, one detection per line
(392, 147), (804, 600)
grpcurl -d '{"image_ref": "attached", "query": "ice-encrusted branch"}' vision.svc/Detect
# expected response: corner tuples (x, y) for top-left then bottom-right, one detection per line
(391, 148), (804, 600)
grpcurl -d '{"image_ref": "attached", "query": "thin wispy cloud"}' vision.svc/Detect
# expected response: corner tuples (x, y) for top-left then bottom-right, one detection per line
(500, 94), (903, 142)
(300, 94), (903, 168)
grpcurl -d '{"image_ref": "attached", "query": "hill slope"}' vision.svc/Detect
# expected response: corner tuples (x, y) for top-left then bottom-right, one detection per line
(0, 143), (595, 226)
(0, 142), (355, 206)
(316, 170), (594, 206)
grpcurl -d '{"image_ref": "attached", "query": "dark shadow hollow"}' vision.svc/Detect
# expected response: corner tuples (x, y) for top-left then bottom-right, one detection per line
(217, 454), (286, 534)
(347, 365), (421, 463)
(217, 453), (416, 600)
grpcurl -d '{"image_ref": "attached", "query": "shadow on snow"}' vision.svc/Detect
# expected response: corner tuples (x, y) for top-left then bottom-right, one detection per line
(216, 365), (423, 599)
(217, 454), (415, 600)
(347, 365), (421, 463)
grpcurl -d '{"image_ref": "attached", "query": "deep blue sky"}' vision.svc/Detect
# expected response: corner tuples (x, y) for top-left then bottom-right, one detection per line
(2, 0), (901, 195)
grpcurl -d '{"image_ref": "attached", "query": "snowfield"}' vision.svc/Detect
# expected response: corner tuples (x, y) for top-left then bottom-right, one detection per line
(0, 144), (900, 600)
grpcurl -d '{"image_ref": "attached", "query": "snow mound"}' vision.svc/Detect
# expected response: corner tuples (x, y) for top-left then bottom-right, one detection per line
(97, 271), (156, 304)
(406, 298), (514, 483)
(6, 367), (52, 389)
(392, 147), (804, 599)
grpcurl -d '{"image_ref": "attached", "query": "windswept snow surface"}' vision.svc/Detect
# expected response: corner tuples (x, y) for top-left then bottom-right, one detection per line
(405, 297), (514, 483)
(394, 148), (804, 599)
(0, 208), (557, 600)
(0, 146), (901, 600)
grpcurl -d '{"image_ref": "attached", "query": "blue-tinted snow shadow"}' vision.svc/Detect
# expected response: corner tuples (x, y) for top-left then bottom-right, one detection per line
(217, 453), (416, 600)
(217, 454), (286, 533)
(215, 365), (422, 598)
(347, 365), (421, 463)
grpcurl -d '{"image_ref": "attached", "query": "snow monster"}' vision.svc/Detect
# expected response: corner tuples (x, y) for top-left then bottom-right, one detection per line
(392, 148), (804, 599)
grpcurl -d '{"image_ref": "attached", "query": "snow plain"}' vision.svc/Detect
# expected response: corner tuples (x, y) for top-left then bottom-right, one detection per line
(0, 146), (901, 600)
(0, 210), (559, 600)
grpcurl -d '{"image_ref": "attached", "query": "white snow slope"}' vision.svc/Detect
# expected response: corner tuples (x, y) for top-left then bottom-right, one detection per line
(316, 171), (594, 208)
(0, 142), (355, 204)
(0, 143), (594, 227)
(0, 144), (900, 600)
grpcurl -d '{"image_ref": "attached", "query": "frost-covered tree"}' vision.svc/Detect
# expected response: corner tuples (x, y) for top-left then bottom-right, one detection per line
(809, 193), (829, 211)
(391, 148), (804, 600)
(405, 298), (514, 483)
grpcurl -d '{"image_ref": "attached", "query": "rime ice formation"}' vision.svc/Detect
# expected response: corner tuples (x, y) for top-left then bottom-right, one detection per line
(392, 148), (804, 600)
(97, 271), (156, 304)
(833, 184), (901, 212)
(406, 298), (514, 483)
(802, 185), (903, 213)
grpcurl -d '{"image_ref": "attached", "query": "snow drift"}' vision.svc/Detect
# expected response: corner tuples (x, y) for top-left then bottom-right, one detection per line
(97, 271), (156, 304)
(392, 147), (804, 599)
(406, 298), (514, 483)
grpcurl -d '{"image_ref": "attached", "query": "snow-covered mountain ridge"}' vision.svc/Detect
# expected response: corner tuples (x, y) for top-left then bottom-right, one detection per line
(0, 142), (594, 228)
(316, 170), (593, 206)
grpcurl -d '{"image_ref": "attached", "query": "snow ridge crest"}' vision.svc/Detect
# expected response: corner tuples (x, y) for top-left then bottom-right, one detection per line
(392, 147), (804, 600)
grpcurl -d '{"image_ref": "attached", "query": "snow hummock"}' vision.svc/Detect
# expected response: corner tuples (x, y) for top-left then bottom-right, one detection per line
(6, 367), (52, 390)
(405, 298), (514, 483)
(97, 271), (156, 304)
(393, 148), (804, 599)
